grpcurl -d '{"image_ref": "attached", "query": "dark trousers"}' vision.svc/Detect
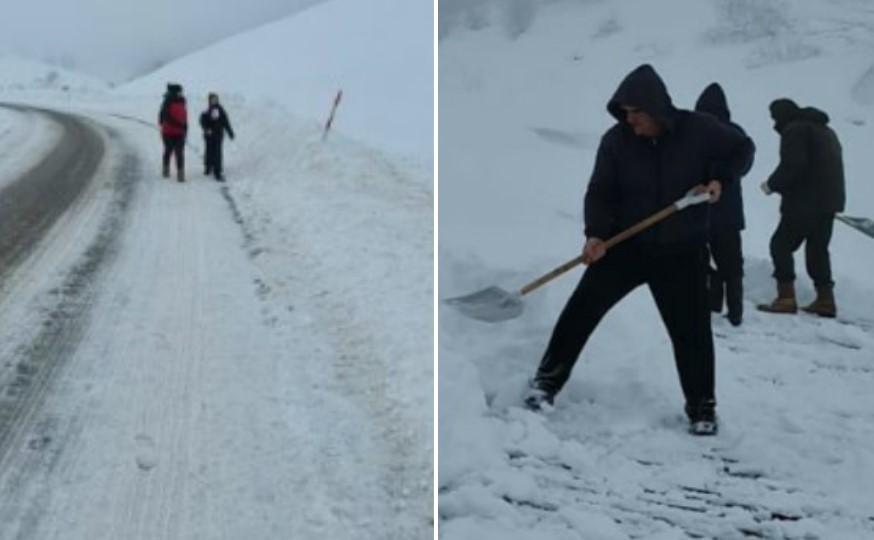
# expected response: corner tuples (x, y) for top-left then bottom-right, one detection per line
(708, 229), (743, 318)
(204, 136), (224, 177)
(533, 243), (715, 407)
(162, 135), (185, 171)
(770, 213), (835, 287)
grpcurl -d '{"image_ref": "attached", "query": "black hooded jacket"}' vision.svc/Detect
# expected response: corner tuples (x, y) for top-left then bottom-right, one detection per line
(585, 65), (755, 248)
(766, 99), (845, 215)
(694, 82), (753, 231)
(200, 104), (235, 140)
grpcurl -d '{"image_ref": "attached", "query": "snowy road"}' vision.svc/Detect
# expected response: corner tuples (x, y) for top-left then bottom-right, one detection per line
(0, 106), (431, 539)
(0, 105), (103, 280)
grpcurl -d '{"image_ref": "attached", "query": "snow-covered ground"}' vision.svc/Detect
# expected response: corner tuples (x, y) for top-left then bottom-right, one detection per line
(0, 106), (62, 189)
(0, 0), (432, 537)
(439, 1), (874, 538)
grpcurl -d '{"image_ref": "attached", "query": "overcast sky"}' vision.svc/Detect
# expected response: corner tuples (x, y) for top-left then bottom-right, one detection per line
(0, 0), (322, 83)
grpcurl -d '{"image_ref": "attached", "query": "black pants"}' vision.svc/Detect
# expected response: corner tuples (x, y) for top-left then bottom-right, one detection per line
(533, 243), (715, 407)
(708, 229), (743, 317)
(204, 136), (224, 177)
(770, 213), (835, 287)
(162, 135), (185, 171)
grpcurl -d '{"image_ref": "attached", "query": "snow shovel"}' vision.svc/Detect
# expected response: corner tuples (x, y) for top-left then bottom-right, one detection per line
(836, 214), (874, 239)
(444, 191), (712, 323)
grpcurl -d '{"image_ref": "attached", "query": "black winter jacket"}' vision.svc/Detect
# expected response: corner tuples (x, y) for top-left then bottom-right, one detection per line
(766, 100), (845, 216)
(585, 65), (755, 249)
(199, 105), (235, 140)
(694, 83), (753, 231)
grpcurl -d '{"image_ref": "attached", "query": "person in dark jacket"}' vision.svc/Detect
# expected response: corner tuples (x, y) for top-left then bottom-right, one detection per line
(757, 98), (845, 318)
(199, 93), (235, 182)
(524, 65), (755, 436)
(695, 83), (754, 326)
(159, 83), (188, 182)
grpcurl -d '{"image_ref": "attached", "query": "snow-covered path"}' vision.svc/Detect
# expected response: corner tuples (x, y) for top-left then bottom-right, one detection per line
(0, 106), (432, 539)
(440, 265), (874, 539)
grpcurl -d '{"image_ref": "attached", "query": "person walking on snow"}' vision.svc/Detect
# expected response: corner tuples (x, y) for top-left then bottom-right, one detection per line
(159, 83), (188, 182)
(757, 98), (845, 318)
(199, 93), (235, 182)
(694, 83), (754, 327)
(524, 64), (755, 436)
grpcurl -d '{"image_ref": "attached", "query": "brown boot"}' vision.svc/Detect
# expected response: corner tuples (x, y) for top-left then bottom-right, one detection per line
(802, 285), (836, 318)
(757, 281), (797, 314)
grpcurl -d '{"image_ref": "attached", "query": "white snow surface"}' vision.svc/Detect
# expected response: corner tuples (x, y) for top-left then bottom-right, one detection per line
(0, 1), (432, 537)
(0, 53), (110, 94)
(122, 0), (433, 163)
(0, 106), (62, 190)
(440, 1), (874, 538)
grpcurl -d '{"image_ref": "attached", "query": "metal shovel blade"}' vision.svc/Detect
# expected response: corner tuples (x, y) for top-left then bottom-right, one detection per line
(443, 286), (524, 323)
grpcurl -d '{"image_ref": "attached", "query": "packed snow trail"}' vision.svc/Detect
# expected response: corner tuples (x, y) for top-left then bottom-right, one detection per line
(0, 107), (431, 539)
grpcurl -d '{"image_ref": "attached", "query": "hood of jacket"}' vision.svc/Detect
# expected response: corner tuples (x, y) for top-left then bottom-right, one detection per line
(770, 98), (829, 133)
(607, 64), (677, 131)
(695, 82), (730, 123)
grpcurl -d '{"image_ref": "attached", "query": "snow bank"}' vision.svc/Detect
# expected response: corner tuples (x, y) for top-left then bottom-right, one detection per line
(0, 107), (63, 190)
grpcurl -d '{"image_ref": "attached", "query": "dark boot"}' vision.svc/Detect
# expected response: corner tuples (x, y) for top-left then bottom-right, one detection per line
(757, 281), (797, 314)
(162, 164), (170, 178)
(523, 385), (554, 411)
(802, 285), (836, 318)
(725, 277), (743, 326)
(177, 169), (185, 183)
(685, 398), (718, 436)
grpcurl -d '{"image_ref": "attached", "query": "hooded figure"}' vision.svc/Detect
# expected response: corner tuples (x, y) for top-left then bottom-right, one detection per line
(758, 98), (845, 317)
(159, 83), (188, 182)
(525, 64), (755, 436)
(695, 83), (753, 326)
(199, 93), (235, 181)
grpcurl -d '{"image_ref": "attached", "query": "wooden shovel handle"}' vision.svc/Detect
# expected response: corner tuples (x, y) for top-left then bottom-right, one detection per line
(602, 204), (677, 250)
(518, 203), (680, 296)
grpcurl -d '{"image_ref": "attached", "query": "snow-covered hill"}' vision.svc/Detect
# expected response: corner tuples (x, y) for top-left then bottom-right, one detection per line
(122, 0), (432, 162)
(439, 1), (874, 538)
(0, 54), (109, 94)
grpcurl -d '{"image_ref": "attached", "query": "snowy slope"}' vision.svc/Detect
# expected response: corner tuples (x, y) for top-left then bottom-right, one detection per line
(0, 54), (109, 94)
(121, 0), (433, 162)
(439, 1), (874, 538)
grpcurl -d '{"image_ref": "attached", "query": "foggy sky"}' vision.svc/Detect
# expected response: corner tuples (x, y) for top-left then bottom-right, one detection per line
(0, 0), (322, 83)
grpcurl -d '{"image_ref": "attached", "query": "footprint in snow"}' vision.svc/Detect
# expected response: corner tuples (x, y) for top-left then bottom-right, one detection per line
(135, 433), (158, 471)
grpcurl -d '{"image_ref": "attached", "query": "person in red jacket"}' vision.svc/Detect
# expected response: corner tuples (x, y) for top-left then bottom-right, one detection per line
(159, 83), (188, 182)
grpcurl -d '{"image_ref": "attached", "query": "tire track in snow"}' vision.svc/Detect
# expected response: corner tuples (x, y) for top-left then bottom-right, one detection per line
(0, 120), (140, 520)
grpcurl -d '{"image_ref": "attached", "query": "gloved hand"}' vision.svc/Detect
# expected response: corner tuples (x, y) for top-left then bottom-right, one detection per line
(760, 181), (772, 195)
